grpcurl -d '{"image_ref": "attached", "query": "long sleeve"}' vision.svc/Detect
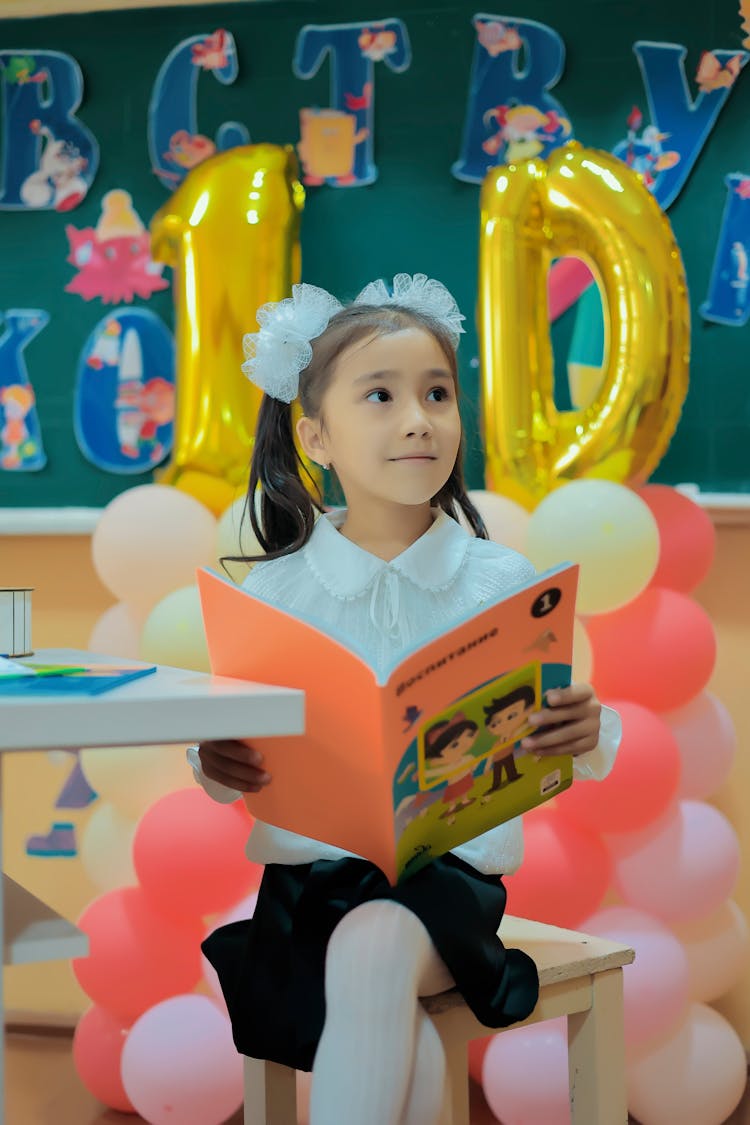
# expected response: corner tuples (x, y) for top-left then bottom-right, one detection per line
(571, 703), (622, 781)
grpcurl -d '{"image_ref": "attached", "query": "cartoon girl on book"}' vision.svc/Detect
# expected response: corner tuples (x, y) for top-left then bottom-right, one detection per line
(422, 711), (481, 824)
(188, 273), (621, 1125)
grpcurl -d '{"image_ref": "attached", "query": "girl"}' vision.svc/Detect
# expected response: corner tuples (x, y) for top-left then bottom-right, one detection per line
(190, 273), (621, 1125)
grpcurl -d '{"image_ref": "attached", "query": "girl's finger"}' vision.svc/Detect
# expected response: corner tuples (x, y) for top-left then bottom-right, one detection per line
(529, 704), (599, 726)
(534, 734), (599, 758)
(545, 684), (595, 706)
(522, 719), (597, 750)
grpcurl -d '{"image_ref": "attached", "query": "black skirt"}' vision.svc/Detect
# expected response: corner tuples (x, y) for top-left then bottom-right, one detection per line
(202, 852), (539, 1072)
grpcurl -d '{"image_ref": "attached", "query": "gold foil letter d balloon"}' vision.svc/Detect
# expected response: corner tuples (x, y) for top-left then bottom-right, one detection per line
(479, 143), (690, 508)
(151, 144), (304, 513)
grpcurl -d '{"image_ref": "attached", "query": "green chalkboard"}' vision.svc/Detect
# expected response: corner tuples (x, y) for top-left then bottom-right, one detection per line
(1, 0), (749, 508)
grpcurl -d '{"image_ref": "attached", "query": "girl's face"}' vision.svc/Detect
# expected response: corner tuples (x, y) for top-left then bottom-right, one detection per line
(298, 327), (461, 515)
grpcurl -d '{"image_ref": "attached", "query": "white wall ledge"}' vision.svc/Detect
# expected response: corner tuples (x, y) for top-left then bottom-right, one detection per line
(2, 486), (750, 534)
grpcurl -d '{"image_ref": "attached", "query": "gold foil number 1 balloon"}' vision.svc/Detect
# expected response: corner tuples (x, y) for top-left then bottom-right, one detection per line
(150, 144), (305, 514)
(479, 141), (690, 509)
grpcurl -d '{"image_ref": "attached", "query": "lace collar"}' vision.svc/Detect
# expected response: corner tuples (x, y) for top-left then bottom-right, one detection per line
(304, 508), (471, 600)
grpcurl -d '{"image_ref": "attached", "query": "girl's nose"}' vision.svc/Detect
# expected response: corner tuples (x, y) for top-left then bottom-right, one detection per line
(403, 401), (433, 437)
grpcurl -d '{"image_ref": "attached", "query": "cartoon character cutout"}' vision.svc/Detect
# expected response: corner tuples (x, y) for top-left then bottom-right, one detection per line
(298, 103), (370, 185)
(730, 241), (749, 301)
(618, 106), (681, 193)
(160, 129), (216, 183)
(482, 104), (572, 162)
(20, 119), (89, 211)
(696, 51), (743, 93)
(479, 686), (535, 803)
(65, 190), (169, 304)
(0, 384), (37, 469)
(358, 26), (397, 62)
(423, 711), (480, 826)
(475, 19), (522, 56)
(191, 29), (232, 71)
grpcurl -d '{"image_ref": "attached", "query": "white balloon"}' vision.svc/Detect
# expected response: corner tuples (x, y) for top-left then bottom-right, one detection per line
(79, 802), (137, 892)
(525, 480), (659, 614)
(673, 900), (750, 1004)
(464, 490), (530, 553)
(140, 585), (211, 673)
(627, 1003), (746, 1125)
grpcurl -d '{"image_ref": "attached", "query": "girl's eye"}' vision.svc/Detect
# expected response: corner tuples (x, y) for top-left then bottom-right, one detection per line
(427, 386), (451, 402)
(365, 389), (391, 403)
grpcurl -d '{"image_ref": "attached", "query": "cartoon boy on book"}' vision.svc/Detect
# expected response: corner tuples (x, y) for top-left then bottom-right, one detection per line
(480, 685), (536, 801)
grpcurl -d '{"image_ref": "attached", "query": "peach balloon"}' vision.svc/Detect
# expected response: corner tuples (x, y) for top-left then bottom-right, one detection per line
(664, 692), (737, 801)
(215, 496), (263, 585)
(87, 601), (145, 659)
(673, 899), (750, 1004)
(80, 743), (195, 821)
(464, 490), (530, 552)
(612, 800), (740, 924)
(79, 802), (137, 893)
(91, 484), (217, 613)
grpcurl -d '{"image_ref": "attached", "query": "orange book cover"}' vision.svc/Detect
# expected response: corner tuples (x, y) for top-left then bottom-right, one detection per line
(197, 562), (579, 884)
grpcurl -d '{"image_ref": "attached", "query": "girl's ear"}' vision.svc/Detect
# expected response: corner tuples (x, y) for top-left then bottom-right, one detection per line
(296, 414), (328, 467)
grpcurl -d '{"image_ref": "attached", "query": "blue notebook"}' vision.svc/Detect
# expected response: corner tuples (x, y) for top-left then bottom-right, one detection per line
(0, 663), (157, 696)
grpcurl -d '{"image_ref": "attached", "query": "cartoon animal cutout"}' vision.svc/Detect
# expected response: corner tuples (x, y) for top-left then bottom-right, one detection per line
(358, 27), (397, 61)
(65, 190), (169, 303)
(161, 129), (216, 182)
(298, 106), (369, 185)
(476, 20), (523, 56)
(20, 119), (89, 211)
(191, 29), (232, 70)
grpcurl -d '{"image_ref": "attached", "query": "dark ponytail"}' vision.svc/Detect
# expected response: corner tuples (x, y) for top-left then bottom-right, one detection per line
(222, 395), (325, 569)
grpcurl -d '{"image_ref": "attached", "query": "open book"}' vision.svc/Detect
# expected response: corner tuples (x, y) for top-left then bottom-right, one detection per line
(197, 561), (579, 884)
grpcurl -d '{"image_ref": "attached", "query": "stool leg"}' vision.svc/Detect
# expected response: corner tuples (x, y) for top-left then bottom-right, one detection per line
(244, 1057), (297, 1125)
(442, 1037), (469, 1125)
(568, 968), (627, 1125)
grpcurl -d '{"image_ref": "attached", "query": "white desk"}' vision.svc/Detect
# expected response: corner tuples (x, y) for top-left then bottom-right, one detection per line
(0, 648), (304, 1123)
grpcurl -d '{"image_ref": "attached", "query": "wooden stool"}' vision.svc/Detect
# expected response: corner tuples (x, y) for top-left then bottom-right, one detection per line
(243, 914), (635, 1125)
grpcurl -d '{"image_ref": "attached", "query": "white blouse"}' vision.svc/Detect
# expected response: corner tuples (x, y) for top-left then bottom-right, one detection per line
(189, 508), (621, 876)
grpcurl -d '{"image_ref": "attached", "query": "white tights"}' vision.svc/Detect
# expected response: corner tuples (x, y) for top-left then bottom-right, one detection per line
(309, 900), (455, 1125)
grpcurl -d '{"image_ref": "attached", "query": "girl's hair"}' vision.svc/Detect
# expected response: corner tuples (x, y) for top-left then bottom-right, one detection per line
(223, 302), (488, 568)
(424, 714), (479, 760)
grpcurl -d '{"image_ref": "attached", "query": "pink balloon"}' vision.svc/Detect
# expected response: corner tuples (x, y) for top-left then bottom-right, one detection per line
(121, 994), (243, 1125)
(505, 810), (611, 929)
(482, 1017), (569, 1125)
(673, 900), (750, 1004)
(588, 588), (716, 711)
(627, 1003), (746, 1125)
(133, 787), (261, 919)
(72, 1005), (134, 1113)
(612, 800), (740, 923)
(637, 485), (715, 594)
(558, 701), (680, 834)
(73, 886), (204, 1023)
(664, 692), (737, 801)
(202, 889), (258, 1004)
(580, 906), (688, 1049)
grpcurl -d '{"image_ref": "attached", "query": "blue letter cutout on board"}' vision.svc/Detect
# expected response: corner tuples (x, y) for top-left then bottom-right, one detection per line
(0, 52), (98, 211)
(149, 30), (249, 190)
(294, 20), (411, 187)
(75, 309), (175, 473)
(0, 310), (48, 472)
(452, 14), (572, 184)
(612, 42), (748, 211)
(700, 174), (750, 327)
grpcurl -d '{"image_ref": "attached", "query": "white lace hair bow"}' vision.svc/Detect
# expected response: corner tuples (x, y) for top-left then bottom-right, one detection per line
(241, 272), (465, 403)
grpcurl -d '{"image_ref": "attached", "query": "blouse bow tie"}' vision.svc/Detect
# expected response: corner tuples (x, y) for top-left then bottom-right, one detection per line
(368, 567), (403, 640)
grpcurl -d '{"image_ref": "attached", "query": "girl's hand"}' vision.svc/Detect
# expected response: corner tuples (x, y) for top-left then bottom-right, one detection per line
(521, 684), (601, 758)
(198, 740), (272, 792)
